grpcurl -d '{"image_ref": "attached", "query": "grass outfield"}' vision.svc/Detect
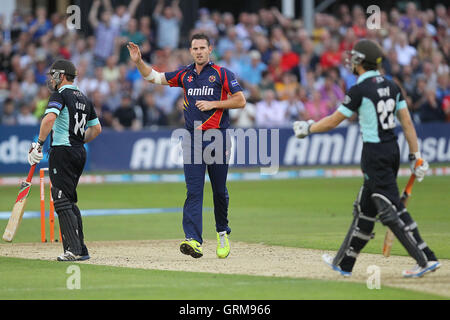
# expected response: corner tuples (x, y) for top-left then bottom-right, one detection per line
(0, 176), (449, 299)
(0, 257), (445, 300)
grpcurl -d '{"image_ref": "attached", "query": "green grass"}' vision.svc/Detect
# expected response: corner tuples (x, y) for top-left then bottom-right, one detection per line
(2, 176), (449, 259)
(0, 257), (445, 300)
(0, 175), (449, 299)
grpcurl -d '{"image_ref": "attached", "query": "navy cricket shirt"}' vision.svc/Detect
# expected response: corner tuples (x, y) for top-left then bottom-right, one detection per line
(165, 62), (243, 131)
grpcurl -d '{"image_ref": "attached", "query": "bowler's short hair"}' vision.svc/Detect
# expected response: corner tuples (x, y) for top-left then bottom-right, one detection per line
(190, 33), (211, 47)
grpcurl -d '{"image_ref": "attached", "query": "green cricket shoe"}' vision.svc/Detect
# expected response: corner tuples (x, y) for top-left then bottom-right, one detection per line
(216, 232), (230, 259)
(180, 239), (203, 259)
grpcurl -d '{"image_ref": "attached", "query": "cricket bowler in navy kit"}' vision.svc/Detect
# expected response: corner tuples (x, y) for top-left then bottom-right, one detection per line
(128, 34), (246, 259)
(28, 59), (102, 261)
(293, 39), (440, 278)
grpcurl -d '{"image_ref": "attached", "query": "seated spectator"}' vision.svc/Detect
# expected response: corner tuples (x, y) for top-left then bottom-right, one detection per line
(152, 84), (180, 116)
(395, 32), (417, 66)
(17, 103), (38, 125)
(167, 97), (185, 128)
(401, 65), (416, 97)
(417, 36), (437, 61)
(339, 28), (357, 53)
(304, 91), (331, 122)
(0, 73), (8, 103)
(91, 91), (113, 128)
(103, 56), (120, 82)
(320, 38), (342, 70)
(399, 2), (422, 33)
(20, 70), (39, 103)
(410, 76), (428, 118)
(218, 12), (235, 37)
(34, 57), (48, 85)
(418, 60), (438, 91)
(8, 81), (24, 105)
(419, 89), (446, 123)
(280, 40), (300, 72)
(216, 27), (238, 58)
(113, 95), (141, 131)
(432, 51), (449, 76)
(140, 91), (168, 127)
(267, 51), (283, 83)
(253, 34), (272, 65)
(284, 90), (306, 124)
(195, 8), (218, 38)
(239, 50), (267, 87)
(125, 60), (142, 85)
(230, 87), (258, 128)
(442, 95), (450, 122)
(291, 28), (309, 55)
(1, 99), (17, 125)
(0, 42), (14, 75)
(106, 81), (123, 112)
(84, 67), (110, 97)
(436, 73), (450, 103)
(259, 71), (275, 92)
(275, 73), (300, 101)
(218, 50), (241, 78)
(351, 6), (367, 38)
(32, 86), (49, 119)
(230, 102), (256, 128)
(319, 71), (345, 110)
(255, 89), (288, 128)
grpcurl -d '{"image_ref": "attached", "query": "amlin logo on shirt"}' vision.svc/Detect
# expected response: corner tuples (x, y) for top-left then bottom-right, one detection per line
(187, 86), (214, 96)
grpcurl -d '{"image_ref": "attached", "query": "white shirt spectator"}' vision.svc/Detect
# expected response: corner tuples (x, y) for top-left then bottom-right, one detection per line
(255, 90), (288, 128)
(153, 85), (180, 115)
(84, 78), (110, 96)
(230, 102), (256, 128)
(20, 81), (39, 103)
(111, 12), (131, 30)
(395, 44), (417, 66)
(17, 112), (38, 125)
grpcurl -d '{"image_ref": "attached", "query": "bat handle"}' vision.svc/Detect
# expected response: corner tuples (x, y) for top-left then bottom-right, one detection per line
(26, 165), (37, 183)
(415, 158), (424, 169)
(404, 158), (424, 196)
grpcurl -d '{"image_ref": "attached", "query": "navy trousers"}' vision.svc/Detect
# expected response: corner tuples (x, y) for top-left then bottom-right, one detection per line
(182, 129), (231, 244)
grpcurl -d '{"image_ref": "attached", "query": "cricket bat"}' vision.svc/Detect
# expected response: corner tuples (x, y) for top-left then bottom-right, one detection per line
(2, 165), (37, 242)
(382, 159), (423, 257)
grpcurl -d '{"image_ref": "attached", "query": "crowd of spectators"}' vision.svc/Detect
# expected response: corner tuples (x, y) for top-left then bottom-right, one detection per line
(0, 0), (449, 130)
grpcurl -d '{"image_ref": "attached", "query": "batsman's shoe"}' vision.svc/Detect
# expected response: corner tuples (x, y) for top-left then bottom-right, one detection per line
(216, 232), (230, 259)
(180, 239), (203, 259)
(322, 254), (352, 277)
(57, 251), (90, 262)
(402, 261), (441, 278)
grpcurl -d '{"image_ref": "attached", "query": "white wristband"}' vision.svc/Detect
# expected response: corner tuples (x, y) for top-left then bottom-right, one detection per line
(144, 69), (163, 84)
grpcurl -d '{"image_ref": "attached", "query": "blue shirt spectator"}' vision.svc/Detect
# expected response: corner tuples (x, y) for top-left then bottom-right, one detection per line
(239, 51), (267, 86)
(153, 0), (182, 50)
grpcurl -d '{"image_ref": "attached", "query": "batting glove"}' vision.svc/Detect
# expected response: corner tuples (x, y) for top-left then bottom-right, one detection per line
(28, 142), (44, 166)
(293, 120), (315, 139)
(409, 152), (429, 182)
